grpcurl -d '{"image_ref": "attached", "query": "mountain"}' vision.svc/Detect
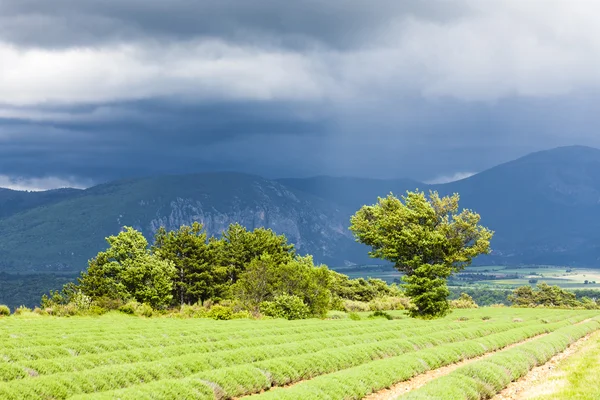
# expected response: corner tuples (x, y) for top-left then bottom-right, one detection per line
(436, 145), (600, 265)
(277, 176), (422, 211)
(0, 173), (367, 272)
(1, 145), (600, 273)
(0, 187), (81, 219)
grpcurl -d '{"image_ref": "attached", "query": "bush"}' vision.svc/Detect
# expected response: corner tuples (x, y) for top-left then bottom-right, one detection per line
(368, 296), (410, 311)
(369, 310), (393, 320)
(93, 296), (124, 310)
(259, 294), (310, 320)
(0, 304), (10, 316)
(178, 304), (208, 318)
(327, 311), (347, 319)
(349, 312), (361, 321)
(449, 293), (479, 309)
(118, 301), (140, 315)
(230, 310), (252, 319)
(136, 303), (154, 317)
(342, 300), (371, 312)
(13, 306), (32, 315)
(207, 305), (234, 320)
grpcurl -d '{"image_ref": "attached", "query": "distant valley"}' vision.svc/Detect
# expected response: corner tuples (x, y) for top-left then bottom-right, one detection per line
(1, 145), (600, 274)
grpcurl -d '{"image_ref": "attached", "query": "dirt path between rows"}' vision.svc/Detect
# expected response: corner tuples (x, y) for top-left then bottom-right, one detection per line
(490, 330), (598, 400)
(362, 332), (549, 400)
(364, 318), (595, 400)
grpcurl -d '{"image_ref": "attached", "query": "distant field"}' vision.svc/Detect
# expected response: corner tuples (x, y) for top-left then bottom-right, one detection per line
(0, 309), (599, 399)
(452, 265), (600, 290)
(334, 264), (600, 291)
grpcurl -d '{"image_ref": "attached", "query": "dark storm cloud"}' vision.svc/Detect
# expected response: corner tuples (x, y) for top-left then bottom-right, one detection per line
(0, 100), (333, 182)
(2, 1), (600, 189)
(0, 0), (465, 49)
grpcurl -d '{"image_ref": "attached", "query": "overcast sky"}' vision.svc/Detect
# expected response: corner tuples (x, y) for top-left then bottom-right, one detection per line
(2, 0), (600, 190)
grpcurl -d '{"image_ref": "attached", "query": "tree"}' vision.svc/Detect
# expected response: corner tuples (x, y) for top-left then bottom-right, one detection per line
(216, 224), (296, 282)
(79, 227), (176, 308)
(350, 191), (493, 318)
(232, 254), (332, 317)
(153, 222), (227, 306)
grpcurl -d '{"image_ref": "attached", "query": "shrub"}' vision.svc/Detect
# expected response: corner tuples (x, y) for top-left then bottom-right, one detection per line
(368, 296), (410, 311)
(93, 296), (124, 310)
(207, 305), (234, 320)
(327, 311), (347, 319)
(342, 300), (371, 313)
(13, 306), (32, 315)
(230, 310), (252, 319)
(259, 294), (310, 320)
(178, 304), (208, 318)
(0, 304), (10, 316)
(349, 312), (361, 321)
(482, 316), (491, 321)
(118, 301), (140, 315)
(449, 293), (479, 309)
(369, 310), (393, 320)
(88, 305), (108, 316)
(136, 303), (154, 317)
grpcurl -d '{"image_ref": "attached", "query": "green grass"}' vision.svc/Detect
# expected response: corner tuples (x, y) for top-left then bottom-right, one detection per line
(400, 318), (600, 399)
(0, 309), (598, 399)
(532, 330), (600, 400)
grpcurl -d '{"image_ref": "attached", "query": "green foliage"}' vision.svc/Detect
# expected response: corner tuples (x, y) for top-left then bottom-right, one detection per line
(259, 294), (310, 320)
(217, 223), (296, 283)
(369, 310), (393, 320)
(348, 312), (361, 320)
(233, 254), (332, 317)
(0, 304), (10, 316)
(450, 293), (479, 309)
(509, 282), (589, 308)
(153, 222), (228, 306)
(448, 287), (512, 306)
(350, 190), (493, 319)
(78, 227), (176, 309)
(329, 272), (402, 302)
(206, 305), (234, 320)
(13, 305), (32, 315)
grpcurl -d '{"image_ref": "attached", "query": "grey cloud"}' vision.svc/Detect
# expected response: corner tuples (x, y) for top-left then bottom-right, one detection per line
(0, 0), (465, 50)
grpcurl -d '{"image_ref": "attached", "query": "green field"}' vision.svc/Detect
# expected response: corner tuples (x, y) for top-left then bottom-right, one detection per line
(1, 309), (599, 399)
(453, 265), (600, 290)
(339, 264), (600, 291)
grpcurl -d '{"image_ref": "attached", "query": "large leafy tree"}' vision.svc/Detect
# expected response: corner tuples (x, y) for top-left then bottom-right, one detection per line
(79, 227), (176, 308)
(350, 191), (493, 318)
(233, 254), (332, 317)
(216, 224), (296, 283)
(153, 222), (227, 306)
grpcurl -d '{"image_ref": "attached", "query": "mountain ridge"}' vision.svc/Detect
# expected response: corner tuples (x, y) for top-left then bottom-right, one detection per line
(1, 145), (600, 272)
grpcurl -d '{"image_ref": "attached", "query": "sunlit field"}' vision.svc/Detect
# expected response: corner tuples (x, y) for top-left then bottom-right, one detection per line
(1, 309), (598, 399)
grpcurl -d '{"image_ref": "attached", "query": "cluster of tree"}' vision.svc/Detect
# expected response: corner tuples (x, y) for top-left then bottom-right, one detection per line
(43, 189), (495, 319)
(42, 222), (408, 319)
(509, 282), (600, 309)
(448, 288), (512, 306)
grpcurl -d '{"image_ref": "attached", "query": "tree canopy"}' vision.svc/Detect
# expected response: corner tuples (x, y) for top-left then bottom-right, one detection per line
(350, 190), (493, 318)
